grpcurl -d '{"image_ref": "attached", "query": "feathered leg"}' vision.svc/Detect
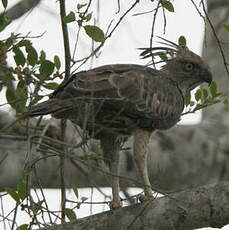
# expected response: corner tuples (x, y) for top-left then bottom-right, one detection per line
(133, 129), (153, 200)
(100, 133), (122, 209)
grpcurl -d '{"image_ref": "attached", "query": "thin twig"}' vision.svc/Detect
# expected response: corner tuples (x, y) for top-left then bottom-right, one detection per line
(201, 0), (229, 76)
(71, 0), (140, 73)
(59, 0), (71, 80)
(10, 203), (19, 230)
(60, 119), (67, 223)
(150, 1), (161, 48)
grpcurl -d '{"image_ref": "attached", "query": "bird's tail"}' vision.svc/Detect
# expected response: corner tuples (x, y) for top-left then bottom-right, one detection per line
(25, 99), (64, 117)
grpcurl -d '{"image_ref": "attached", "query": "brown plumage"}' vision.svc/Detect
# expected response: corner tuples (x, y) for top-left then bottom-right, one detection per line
(26, 38), (212, 208)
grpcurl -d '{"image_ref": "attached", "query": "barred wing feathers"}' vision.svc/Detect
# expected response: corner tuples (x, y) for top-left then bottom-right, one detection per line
(27, 64), (184, 134)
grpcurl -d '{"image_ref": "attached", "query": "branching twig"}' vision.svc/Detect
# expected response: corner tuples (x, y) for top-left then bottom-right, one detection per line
(200, 0), (229, 76)
(72, 0), (140, 73)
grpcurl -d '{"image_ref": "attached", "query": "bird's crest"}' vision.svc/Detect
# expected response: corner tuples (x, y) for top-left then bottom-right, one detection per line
(139, 36), (191, 65)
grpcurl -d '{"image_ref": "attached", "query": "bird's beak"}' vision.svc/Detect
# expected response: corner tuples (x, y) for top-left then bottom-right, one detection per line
(201, 69), (213, 85)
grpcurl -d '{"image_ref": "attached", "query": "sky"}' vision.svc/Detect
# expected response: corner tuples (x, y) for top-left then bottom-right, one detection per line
(0, 0), (226, 229)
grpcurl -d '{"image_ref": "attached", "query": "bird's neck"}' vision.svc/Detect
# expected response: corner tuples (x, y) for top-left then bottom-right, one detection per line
(162, 69), (193, 95)
(176, 81), (193, 96)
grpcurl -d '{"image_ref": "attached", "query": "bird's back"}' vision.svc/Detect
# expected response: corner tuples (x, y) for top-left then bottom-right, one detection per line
(27, 64), (184, 137)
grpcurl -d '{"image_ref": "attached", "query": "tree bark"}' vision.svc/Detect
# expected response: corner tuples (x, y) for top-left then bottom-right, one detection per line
(0, 0), (229, 194)
(36, 182), (229, 230)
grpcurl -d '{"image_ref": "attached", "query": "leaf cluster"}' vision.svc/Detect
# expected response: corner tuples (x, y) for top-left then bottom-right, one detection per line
(63, 4), (105, 42)
(0, 34), (62, 115)
(184, 81), (229, 115)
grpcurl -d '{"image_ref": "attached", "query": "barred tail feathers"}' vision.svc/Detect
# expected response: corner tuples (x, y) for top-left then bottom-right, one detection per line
(25, 99), (63, 117)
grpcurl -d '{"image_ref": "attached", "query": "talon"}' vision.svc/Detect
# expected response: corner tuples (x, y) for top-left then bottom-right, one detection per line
(109, 200), (122, 209)
(138, 194), (154, 203)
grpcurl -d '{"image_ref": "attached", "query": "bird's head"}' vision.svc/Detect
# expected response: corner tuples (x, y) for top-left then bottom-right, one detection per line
(139, 37), (213, 94)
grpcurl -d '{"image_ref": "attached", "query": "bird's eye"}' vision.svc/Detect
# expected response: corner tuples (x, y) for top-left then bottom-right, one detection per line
(184, 63), (194, 71)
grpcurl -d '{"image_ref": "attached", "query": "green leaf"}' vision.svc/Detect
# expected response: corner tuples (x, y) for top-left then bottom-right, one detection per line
(207, 99), (221, 104)
(85, 13), (92, 22)
(17, 180), (27, 201)
(0, 41), (6, 50)
(77, 3), (87, 10)
(64, 208), (77, 221)
(13, 47), (26, 66)
(2, 0), (8, 8)
(223, 24), (229, 32)
(159, 53), (168, 61)
(26, 45), (38, 66)
(194, 103), (206, 111)
(161, 0), (174, 12)
(195, 89), (202, 101)
(43, 82), (59, 90)
(16, 224), (29, 230)
(17, 80), (26, 89)
(6, 87), (17, 110)
(5, 37), (14, 48)
(31, 200), (43, 213)
(0, 83), (3, 92)
(63, 11), (76, 23)
(178, 36), (186, 46)
(209, 81), (217, 97)
(17, 40), (31, 47)
(184, 92), (191, 106)
(0, 13), (11, 32)
(5, 188), (20, 203)
(30, 95), (43, 106)
(39, 50), (46, 62)
(15, 86), (27, 112)
(0, 72), (15, 82)
(54, 55), (61, 70)
(72, 184), (79, 199)
(39, 60), (55, 76)
(84, 25), (105, 42)
(202, 88), (208, 99)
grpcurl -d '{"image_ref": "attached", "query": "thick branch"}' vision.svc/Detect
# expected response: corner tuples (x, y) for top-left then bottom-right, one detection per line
(37, 182), (229, 230)
(3, 0), (41, 21)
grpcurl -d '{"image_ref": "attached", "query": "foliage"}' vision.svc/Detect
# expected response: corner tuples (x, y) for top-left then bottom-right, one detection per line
(160, 0), (175, 12)
(63, 5), (105, 42)
(0, 34), (62, 115)
(184, 81), (229, 115)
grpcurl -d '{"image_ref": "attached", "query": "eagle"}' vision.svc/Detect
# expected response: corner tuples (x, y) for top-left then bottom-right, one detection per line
(26, 38), (212, 209)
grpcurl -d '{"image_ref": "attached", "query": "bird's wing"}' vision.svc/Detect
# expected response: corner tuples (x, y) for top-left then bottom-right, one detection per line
(28, 64), (184, 130)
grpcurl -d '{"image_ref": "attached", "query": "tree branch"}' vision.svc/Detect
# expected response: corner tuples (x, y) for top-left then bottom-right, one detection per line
(3, 0), (41, 21)
(59, 0), (71, 80)
(37, 182), (229, 230)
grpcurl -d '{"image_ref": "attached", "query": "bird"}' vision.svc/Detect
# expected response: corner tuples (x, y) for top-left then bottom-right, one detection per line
(25, 38), (212, 209)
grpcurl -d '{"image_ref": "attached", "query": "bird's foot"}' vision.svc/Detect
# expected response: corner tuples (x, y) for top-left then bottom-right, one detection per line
(109, 199), (122, 209)
(138, 193), (154, 203)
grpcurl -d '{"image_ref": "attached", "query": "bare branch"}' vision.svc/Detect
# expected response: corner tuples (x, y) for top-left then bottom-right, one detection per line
(201, 0), (229, 76)
(3, 0), (41, 21)
(37, 182), (229, 230)
(59, 0), (71, 80)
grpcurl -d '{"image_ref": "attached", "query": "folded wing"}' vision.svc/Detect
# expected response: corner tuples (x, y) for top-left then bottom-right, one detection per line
(27, 64), (184, 133)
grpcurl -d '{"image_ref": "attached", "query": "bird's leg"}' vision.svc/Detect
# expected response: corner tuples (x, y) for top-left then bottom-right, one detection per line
(133, 129), (152, 201)
(100, 133), (122, 209)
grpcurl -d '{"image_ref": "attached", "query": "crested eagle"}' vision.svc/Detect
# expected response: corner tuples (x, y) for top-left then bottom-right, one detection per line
(26, 38), (212, 208)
